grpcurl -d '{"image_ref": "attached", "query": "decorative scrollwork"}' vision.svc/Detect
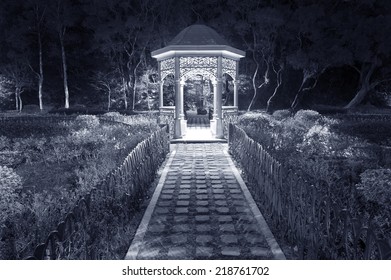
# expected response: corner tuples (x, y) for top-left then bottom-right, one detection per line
(160, 58), (175, 70)
(160, 58), (175, 80)
(180, 57), (217, 68)
(222, 57), (236, 79)
(179, 57), (218, 80)
(181, 68), (217, 81)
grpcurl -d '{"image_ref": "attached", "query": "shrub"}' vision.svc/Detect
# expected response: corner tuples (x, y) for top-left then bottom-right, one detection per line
(75, 115), (100, 129)
(272, 109), (292, 120)
(0, 136), (11, 151)
(103, 111), (123, 118)
(357, 169), (391, 212)
(0, 166), (23, 222)
(294, 109), (321, 122)
(356, 169), (391, 236)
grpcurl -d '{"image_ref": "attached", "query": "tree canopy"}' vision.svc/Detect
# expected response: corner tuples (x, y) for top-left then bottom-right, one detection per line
(0, 0), (390, 112)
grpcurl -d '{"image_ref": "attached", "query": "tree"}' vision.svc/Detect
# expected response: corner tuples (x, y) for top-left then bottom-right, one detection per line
(90, 70), (121, 111)
(84, 0), (160, 111)
(49, 0), (80, 109)
(26, 0), (47, 111)
(340, 0), (391, 109)
(0, 75), (14, 110)
(135, 67), (159, 111)
(287, 2), (352, 111)
(2, 63), (33, 111)
(214, 0), (287, 112)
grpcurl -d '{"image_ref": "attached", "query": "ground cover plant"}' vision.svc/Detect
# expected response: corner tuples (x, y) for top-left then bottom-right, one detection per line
(236, 110), (391, 257)
(0, 113), (160, 259)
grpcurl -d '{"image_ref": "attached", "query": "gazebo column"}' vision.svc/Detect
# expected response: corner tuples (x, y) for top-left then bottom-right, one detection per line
(211, 78), (223, 139)
(159, 81), (164, 108)
(215, 56), (224, 138)
(233, 80), (239, 108)
(174, 79), (186, 138)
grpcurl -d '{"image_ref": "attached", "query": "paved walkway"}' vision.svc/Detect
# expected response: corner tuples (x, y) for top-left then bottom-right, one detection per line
(125, 143), (285, 260)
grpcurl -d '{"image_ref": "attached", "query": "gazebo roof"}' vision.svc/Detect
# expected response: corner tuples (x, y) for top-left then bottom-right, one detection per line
(169, 24), (229, 45)
(151, 24), (245, 60)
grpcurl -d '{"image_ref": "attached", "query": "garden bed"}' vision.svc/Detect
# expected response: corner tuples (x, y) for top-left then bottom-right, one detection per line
(234, 110), (391, 259)
(0, 113), (162, 259)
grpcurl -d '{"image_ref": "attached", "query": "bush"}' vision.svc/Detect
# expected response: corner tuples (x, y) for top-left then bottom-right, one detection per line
(357, 169), (391, 212)
(294, 109), (321, 122)
(0, 136), (11, 151)
(0, 166), (23, 222)
(332, 119), (391, 146)
(104, 112), (123, 118)
(75, 115), (100, 129)
(356, 169), (391, 236)
(272, 109), (292, 120)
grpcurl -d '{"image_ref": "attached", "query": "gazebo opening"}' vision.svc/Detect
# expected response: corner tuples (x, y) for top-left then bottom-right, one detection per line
(152, 24), (245, 140)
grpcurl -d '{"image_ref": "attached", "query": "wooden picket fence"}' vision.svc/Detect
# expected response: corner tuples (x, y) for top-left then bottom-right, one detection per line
(228, 123), (391, 259)
(21, 125), (170, 259)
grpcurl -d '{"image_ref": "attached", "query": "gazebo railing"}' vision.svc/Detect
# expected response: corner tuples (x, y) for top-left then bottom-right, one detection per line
(222, 107), (238, 139)
(159, 106), (175, 139)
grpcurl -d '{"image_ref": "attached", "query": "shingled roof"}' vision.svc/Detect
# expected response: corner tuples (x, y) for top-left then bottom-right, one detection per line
(151, 24), (245, 60)
(168, 24), (229, 46)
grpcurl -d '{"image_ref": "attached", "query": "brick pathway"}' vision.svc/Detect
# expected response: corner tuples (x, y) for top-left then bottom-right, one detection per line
(125, 143), (285, 260)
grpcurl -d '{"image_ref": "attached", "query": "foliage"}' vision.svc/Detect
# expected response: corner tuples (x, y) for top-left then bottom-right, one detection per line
(357, 169), (391, 211)
(271, 109), (291, 120)
(74, 114), (100, 129)
(0, 75), (14, 110)
(237, 111), (391, 256)
(237, 110), (382, 180)
(0, 115), (161, 258)
(0, 166), (23, 223)
(356, 169), (391, 236)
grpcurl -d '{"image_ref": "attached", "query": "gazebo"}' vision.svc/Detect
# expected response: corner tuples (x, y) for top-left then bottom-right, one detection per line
(151, 24), (245, 139)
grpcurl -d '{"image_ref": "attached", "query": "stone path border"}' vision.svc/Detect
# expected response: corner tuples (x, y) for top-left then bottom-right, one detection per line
(223, 149), (285, 260)
(124, 149), (177, 259)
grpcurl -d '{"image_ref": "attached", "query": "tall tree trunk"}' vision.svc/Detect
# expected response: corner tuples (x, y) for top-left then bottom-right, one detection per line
(291, 69), (324, 112)
(122, 77), (128, 110)
(131, 55), (143, 111)
(131, 69), (138, 111)
(38, 30), (44, 111)
(19, 93), (23, 112)
(266, 65), (283, 114)
(290, 74), (311, 112)
(344, 62), (377, 109)
(107, 89), (111, 111)
(60, 33), (69, 109)
(15, 88), (19, 111)
(15, 87), (23, 112)
(247, 60), (259, 111)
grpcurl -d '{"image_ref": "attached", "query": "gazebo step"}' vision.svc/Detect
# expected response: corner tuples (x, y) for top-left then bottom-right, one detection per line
(170, 139), (227, 144)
